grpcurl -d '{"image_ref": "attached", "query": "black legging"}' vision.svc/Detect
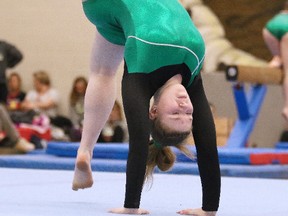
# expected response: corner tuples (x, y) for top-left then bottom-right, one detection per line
(121, 63), (220, 211)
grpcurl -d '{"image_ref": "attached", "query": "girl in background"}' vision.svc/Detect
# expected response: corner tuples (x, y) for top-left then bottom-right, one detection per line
(6, 72), (26, 111)
(263, 0), (288, 120)
(98, 100), (126, 143)
(69, 76), (87, 141)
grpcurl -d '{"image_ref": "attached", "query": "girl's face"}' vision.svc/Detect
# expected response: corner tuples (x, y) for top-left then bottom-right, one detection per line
(9, 75), (20, 91)
(108, 104), (121, 122)
(33, 78), (42, 92)
(75, 80), (86, 94)
(150, 84), (193, 132)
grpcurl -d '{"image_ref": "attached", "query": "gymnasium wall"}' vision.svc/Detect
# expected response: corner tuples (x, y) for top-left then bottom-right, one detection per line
(0, 0), (124, 115)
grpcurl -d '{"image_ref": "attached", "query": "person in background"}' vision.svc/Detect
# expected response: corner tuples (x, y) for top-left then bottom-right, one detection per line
(6, 72), (26, 111)
(20, 70), (62, 142)
(262, 0), (288, 120)
(0, 104), (34, 153)
(98, 100), (126, 143)
(21, 70), (59, 118)
(69, 76), (88, 141)
(0, 40), (23, 104)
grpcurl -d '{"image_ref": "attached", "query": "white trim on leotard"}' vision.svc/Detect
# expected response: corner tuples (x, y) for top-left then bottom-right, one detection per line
(127, 35), (205, 75)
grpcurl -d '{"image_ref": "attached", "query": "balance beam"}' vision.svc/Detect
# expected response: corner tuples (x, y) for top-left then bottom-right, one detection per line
(226, 65), (284, 85)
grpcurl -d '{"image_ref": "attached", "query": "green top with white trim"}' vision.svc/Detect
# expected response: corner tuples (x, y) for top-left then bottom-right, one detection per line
(82, 0), (205, 86)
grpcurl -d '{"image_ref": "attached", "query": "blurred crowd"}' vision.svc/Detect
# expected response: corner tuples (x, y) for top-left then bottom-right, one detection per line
(0, 40), (127, 154)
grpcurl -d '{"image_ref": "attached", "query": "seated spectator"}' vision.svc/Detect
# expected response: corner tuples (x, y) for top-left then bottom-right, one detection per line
(19, 70), (61, 143)
(6, 72), (26, 111)
(21, 70), (59, 118)
(69, 76), (87, 141)
(0, 104), (34, 153)
(98, 100), (127, 143)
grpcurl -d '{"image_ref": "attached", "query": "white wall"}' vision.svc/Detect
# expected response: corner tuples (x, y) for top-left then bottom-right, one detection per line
(0, 0), (124, 115)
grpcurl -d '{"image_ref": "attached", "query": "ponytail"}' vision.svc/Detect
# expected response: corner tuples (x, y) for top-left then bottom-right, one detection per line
(145, 141), (176, 183)
(145, 140), (193, 184)
(145, 118), (193, 185)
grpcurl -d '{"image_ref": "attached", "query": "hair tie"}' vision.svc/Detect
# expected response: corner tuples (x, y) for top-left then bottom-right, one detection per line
(153, 140), (162, 149)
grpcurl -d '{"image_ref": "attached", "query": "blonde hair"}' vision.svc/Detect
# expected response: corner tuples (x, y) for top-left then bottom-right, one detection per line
(112, 100), (123, 121)
(145, 141), (193, 184)
(33, 70), (51, 86)
(145, 116), (194, 184)
(70, 76), (88, 106)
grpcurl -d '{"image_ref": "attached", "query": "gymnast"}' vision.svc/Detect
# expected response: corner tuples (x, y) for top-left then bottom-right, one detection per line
(72, 0), (220, 215)
(263, 0), (288, 120)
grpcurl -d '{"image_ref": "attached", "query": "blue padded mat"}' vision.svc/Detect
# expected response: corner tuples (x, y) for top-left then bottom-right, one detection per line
(46, 142), (129, 159)
(1, 152), (288, 179)
(46, 142), (288, 165)
(275, 142), (288, 149)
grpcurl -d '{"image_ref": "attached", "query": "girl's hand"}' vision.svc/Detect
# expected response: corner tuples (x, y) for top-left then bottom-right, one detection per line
(177, 208), (216, 216)
(109, 207), (149, 215)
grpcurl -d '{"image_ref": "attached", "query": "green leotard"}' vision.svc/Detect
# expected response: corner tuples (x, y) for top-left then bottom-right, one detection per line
(82, 0), (205, 86)
(266, 12), (288, 40)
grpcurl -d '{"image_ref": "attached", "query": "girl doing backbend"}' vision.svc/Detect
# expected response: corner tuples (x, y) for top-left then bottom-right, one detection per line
(73, 0), (221, 215)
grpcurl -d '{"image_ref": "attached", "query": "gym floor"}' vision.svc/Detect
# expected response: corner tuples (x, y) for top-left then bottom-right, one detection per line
(1, 168), (288, 216)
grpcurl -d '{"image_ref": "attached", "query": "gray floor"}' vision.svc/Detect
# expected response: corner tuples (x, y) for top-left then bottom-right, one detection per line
(0, 168), (288, 216)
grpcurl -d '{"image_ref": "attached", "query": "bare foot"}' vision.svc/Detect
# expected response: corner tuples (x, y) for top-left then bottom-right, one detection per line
(14, 138), (35, 153)
(72, 150), (93, 191)
(177, 208), (216, 215)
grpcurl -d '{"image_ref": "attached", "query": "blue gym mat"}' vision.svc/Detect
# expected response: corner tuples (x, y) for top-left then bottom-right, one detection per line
(46, 142), (288, 165)
(0, 142), (288, 179)
(275, 142), (288, 149)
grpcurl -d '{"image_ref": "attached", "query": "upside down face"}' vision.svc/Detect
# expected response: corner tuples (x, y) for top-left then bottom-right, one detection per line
(150, 83), (193, 133)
